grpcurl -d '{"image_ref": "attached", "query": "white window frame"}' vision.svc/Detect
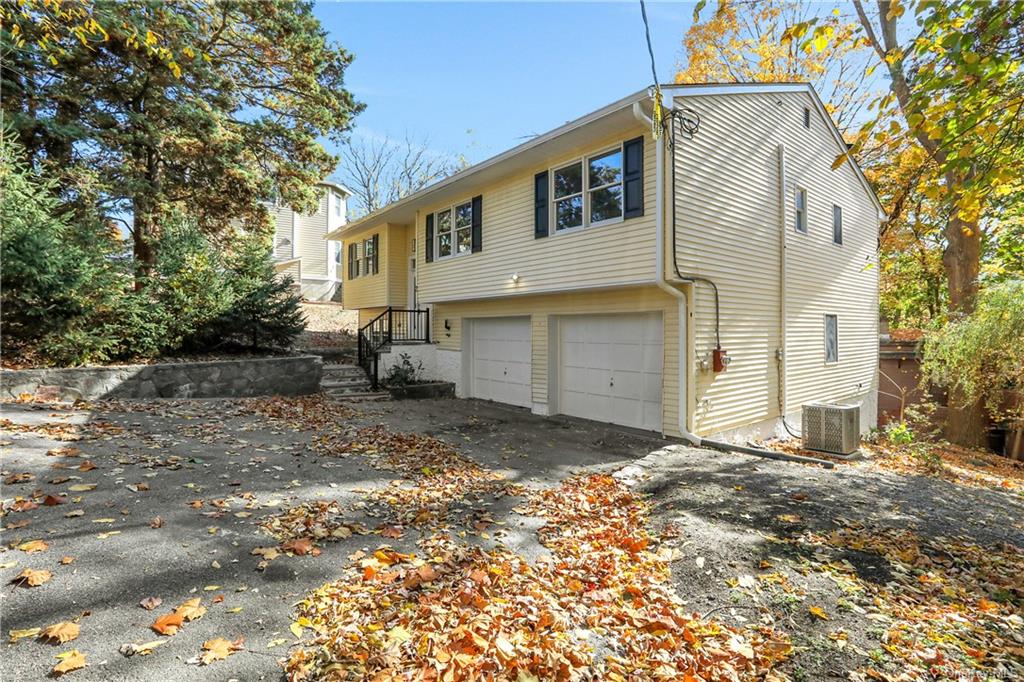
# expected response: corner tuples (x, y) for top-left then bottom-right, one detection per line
(794, 187), (808, 234)
(333, 191), (343, 218)
(431, 199), (474, 261)
(832, 204), (843, 245)
(824, 314), (839, 364)
(549, 143), (626, 235)
(552, 159), (585, 233)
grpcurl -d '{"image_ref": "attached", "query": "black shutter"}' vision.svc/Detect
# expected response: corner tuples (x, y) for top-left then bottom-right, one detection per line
(372, 234), (379, 274)
(347, 243), (355, 280)
(623, 136), (644, 219)
(425, 213), (434, 263)
(471, 195), (482, 253)
(534, 171), (549, 238)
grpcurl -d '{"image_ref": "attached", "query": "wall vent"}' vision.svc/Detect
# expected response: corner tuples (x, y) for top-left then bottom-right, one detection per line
(801, 402), (860, 455)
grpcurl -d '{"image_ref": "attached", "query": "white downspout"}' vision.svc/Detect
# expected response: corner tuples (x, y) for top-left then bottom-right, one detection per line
(777, 144), (788, 420)
(633, 100), (702, 446)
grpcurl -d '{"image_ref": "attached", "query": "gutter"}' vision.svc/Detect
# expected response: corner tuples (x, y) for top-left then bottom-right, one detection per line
(632, 99), (834, 470)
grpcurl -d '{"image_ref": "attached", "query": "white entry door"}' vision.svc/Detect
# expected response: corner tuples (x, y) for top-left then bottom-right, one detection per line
(558, 313), (663, 431)
(469, 317), (532, 408)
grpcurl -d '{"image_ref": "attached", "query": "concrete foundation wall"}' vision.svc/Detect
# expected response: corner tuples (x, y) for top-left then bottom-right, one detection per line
(2, 356), (323, 401)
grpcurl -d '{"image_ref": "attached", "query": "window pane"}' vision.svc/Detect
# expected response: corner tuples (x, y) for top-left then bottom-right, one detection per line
(833, 205), (843, 244)
(438, 231), (452, 257)
(455, 202), (472, 229)
(589, 150), (622, 188)
(437, 209), (451, 233)
(456, 227), (471, 253)
(555, 195), (583, 230)
(554, 163), (582, 199)
(825, 315), (838, 362)
(590, 185), (623, 223)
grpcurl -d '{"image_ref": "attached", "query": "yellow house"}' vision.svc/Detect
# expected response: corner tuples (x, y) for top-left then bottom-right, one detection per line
(327, 84), (884, 442)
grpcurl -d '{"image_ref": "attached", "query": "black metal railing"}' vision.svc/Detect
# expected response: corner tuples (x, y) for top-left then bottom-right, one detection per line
(356, 307), (430, 389)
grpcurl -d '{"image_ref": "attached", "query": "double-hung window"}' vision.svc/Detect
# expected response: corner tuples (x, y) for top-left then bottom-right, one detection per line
(434, 200), (472, 259)
(552, 147), (624, 232)
(795, 188), (808, 234)
(362, 237), (375, 275)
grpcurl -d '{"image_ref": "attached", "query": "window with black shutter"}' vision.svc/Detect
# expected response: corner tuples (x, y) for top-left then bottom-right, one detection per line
(534, 171), (549, 238)
(471, 195), (482, 252)
(623, 136), (644, 219)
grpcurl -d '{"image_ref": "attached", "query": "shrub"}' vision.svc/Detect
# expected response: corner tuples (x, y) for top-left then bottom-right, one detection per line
(884, 421), (915, 445)
(921, 280), (1024, 422)
(383, 353), (423, 386)
(199, 234), (306, 351)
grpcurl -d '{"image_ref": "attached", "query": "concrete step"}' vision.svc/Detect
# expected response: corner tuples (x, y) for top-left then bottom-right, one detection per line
(321, 380), (373, 391)
(324, 389), (391, 401)
(322, 366), (366, 378)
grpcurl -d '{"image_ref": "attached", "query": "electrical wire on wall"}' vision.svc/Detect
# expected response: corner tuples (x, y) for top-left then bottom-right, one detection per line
(639, 0), (721, 352)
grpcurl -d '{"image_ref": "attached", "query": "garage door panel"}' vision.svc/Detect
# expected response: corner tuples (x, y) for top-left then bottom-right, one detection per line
(470, 317), (532, 409)
(558, 313), (663, 432)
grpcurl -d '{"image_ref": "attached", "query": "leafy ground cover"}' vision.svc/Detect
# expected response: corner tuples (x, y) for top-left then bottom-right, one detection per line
(2, 395), (1021, 680)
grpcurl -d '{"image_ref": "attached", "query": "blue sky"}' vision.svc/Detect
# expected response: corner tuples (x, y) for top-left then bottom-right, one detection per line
(314, 1), (697, 165)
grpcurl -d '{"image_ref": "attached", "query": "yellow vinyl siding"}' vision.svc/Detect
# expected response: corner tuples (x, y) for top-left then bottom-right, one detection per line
(416, 129), (656, 303)
(342, 224), (388, 309)
(387, 227), (411, 308)
(358, 307), (388, 327)
(672, 91), (877, 436)
(430, 285), (681, 437)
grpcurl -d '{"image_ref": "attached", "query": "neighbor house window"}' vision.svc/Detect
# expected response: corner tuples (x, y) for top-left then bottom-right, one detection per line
(832, 204), (843, 245)
(553, 162), (584, 231)
(803, 107), (811, 128)
(433, 200), (472, 259)
(333, 190), (343, 217)
(824, 314), (838, 363)
(795, 188), (808, 233)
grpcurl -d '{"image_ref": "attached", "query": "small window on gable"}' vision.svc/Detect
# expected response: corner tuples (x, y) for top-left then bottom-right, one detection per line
(803, 107), (811, 128)
(795, 188), (808, 234)
(334, 191), (343, 217)
(824, 314), (838, 364)
(832, 204), (843, 245)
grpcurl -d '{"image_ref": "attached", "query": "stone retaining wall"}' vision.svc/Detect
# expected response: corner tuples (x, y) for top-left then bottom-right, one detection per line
(1, 355), (323, 401)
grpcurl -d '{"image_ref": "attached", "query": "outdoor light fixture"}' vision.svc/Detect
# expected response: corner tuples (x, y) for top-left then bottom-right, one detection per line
(510, 272), (520, 283)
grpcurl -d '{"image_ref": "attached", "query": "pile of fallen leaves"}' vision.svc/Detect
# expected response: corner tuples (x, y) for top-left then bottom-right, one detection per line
(255, 501), (369, 565)
(245, 394), (356, 430)
(286, 473), (791, 681)
(338, 427), (517, 526)
(794, 521), (1024, 680)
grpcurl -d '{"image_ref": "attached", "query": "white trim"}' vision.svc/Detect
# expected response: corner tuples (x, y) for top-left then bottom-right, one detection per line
(430, 198), (475, 261)
(290, 210), (297, 259)
(548, 143), (626, 235)
(420, 278), (655, 305)
(794, 186), (808, 234)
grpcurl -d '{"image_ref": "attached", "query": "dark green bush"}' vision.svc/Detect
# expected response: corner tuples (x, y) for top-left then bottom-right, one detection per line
(1, 138), (305, 366)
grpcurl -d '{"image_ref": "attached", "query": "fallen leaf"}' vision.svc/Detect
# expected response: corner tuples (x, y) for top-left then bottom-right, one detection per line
(47, 447), (81, 457)
(381, 525), (404, 539)
(40, 621), (80, 644)
(60, 556), (75, 565)
(127, 482), (149, 492)
(17, 540), (49, 553)
(151, 613), (184, 636)
(175, 598), (206, 621)
(11, 568), (51, 587)
(95, 530), (120, 539)
(119, 640), (164, 657)
(43, 495), (67, 506)
(3, 472), (34, 485)
(77, 461), (96, 472)
(68, 484), (96, 492)
(52, 650), (86, 676)
(149, 516), (164, 528)
(809, 605), (830, 620)
(8, 627), (41, 643)
(281, 538), (318, 556)
(200, 637), (243, 665)
(139, 596), (162, 611)
(64, 509), (84, 518)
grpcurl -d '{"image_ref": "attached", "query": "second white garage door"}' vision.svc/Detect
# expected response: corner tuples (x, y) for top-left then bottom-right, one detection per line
(559, 312), (663, 431)
(469, 317), (532, 408)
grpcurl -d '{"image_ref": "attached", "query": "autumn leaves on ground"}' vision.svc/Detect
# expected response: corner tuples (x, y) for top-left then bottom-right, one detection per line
(2, 396), (1022, 680)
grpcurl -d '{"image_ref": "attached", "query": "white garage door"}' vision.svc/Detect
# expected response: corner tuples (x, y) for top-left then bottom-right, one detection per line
(469, 317), (532, 408)
(559, 313), (663, 431)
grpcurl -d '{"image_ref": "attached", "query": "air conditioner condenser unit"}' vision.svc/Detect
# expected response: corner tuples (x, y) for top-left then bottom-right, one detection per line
(801, 402), (860, 455)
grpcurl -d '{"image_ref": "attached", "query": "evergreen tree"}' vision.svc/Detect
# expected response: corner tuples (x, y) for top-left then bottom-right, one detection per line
(206, 236), (306, 351)
(1, 0), (363, 283)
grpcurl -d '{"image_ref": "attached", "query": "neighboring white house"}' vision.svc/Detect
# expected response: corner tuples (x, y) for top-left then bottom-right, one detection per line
(270, 181), (350, 301)
(329, 83), (884, 442)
